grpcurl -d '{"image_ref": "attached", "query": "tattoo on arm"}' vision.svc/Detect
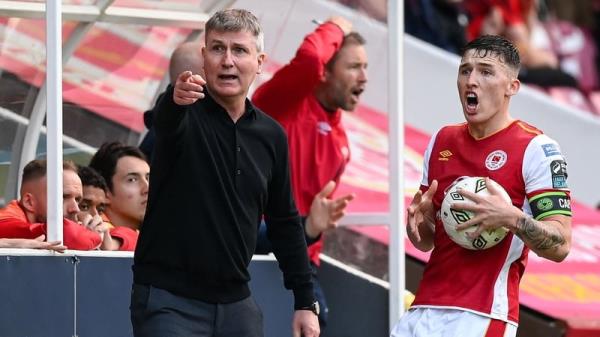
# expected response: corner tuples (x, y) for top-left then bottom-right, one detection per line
(515, 216), (566, 251)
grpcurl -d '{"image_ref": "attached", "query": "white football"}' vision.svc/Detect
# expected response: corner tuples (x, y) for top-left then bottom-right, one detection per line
(441, 176), (512, 250)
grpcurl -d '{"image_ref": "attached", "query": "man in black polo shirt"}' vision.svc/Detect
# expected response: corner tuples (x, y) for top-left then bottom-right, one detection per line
(130, 8), (320, 337)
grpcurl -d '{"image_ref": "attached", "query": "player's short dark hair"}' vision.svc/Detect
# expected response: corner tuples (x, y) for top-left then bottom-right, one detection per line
(78, 165), (108, 193)
(22, 159), (77, 184)
(327, 32), (366, 69)
(89, 142), (147, 192)
(22, 159), (46, 184)
(460, 35), (521, 73)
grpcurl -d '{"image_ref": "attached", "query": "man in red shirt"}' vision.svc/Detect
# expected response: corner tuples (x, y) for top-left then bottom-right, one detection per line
(252, 16), (367, 326)
(90, 142), (149, 232)
(0, 160), (102, 250)
(392, 35), (572, 337)
(89, 142), (148, 250)
(77, 165), (138, 251)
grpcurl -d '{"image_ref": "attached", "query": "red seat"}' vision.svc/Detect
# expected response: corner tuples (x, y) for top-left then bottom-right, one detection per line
(586, 91), (600, 116)
(548, 87), (596, 115)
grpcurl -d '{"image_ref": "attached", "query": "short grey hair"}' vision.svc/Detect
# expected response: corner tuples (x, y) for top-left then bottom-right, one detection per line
(205, 9), (264, 52)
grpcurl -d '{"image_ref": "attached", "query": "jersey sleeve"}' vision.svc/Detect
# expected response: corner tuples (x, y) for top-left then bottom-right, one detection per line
(0, 217), (45, 239)
(63, 219), (102, 250)
(110, 226), (139, 251)
(522, 134), (572, 220)
(420, 129), (440, 189)
(252, 22), (344, 120)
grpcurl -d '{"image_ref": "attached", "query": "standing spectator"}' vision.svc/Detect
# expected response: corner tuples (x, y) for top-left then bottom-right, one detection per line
(405, 0), (468, 54)
(0, 160), (102, 250)
(78, 165), (136, 251)
(464, 0), (578, 87)
(131, 9), (319, 337)
(391, 35), (572, 336)
(252, 16), (366, 327)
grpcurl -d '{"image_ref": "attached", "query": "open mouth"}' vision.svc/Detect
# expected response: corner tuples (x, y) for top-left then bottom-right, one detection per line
(218, 74), (238, 81)
(351, 87), (365, 100)
(466, 92), (478, 110)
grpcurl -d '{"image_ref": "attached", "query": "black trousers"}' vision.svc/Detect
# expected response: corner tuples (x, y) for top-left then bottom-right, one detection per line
(130, 284), (263, 337)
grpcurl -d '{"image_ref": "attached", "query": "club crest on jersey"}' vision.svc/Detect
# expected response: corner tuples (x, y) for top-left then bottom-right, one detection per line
(485, 150), (507, 171)
(317, 121), (332, 135)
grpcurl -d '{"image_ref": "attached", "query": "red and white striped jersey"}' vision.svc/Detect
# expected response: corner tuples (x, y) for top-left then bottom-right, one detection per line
(411, 120), (571, 325)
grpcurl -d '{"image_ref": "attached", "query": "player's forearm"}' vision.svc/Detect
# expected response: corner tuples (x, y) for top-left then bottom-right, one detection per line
(513, 215), (570, 262)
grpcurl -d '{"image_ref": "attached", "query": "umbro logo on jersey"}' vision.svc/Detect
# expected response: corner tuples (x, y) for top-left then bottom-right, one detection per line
(317, 121), (332, 135)
(438, 150), (453, 161)
(485, 150), (507, 171)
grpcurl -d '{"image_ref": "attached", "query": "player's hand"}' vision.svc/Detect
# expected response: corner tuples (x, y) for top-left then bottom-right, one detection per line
(305, 181), (355, 239)
(327, 16), (352, 35)
(16, 235), (67, 253)
(292, 310), (320, 337)
(78, 213), (105, 231)
(173, 71), (206, 105)
(454, 177), (517, 238)
(406, 180), (438, 242)
(77, 213), (108, 242)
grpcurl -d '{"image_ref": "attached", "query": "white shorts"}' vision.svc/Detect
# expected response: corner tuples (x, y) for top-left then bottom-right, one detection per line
(390, 307), (517, 337)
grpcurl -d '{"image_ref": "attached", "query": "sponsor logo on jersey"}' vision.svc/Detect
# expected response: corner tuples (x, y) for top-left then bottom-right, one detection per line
(438, 150), (453, 161)
(550, 160), (568, 188)
(317, 121), (332, 135)
(542, 143), (561, 157)
(536, 198), (553, 211)
(485, 150), (507, 171)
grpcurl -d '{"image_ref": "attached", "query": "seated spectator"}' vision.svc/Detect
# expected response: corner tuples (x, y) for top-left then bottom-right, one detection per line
(0, 160), (102, 250)
(405, 0), (468, 54)
(0, 235), (66, 252)
(465, 0), (578, 88)
(78, 165), (137, 251)
(89, 142), (149, 236)
(543, 0), (599, 92)
(139, 41), (204, 161)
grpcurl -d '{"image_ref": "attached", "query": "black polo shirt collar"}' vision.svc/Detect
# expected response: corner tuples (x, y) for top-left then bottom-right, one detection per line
(203, 86), (258, 122)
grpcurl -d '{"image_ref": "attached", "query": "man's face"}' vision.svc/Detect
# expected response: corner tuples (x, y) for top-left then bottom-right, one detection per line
(202, 29), (265, 100)
(28, 177), (48, 223)
(321, 44), (368, 111)
(63, 170), (83, 221)
(457, 49), (519, 127)
(79, 185), (107, 218)
(107, 156), (150, 227)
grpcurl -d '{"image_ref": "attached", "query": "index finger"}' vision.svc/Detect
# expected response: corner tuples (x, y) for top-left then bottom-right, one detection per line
(190, 74), (206, 86)
(177, 70), (193, 83)
(458, 188), (482, 203)
(335, 193), (355, 203)
(450, 201), (478, 212)
(423, 180), (438, 199)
